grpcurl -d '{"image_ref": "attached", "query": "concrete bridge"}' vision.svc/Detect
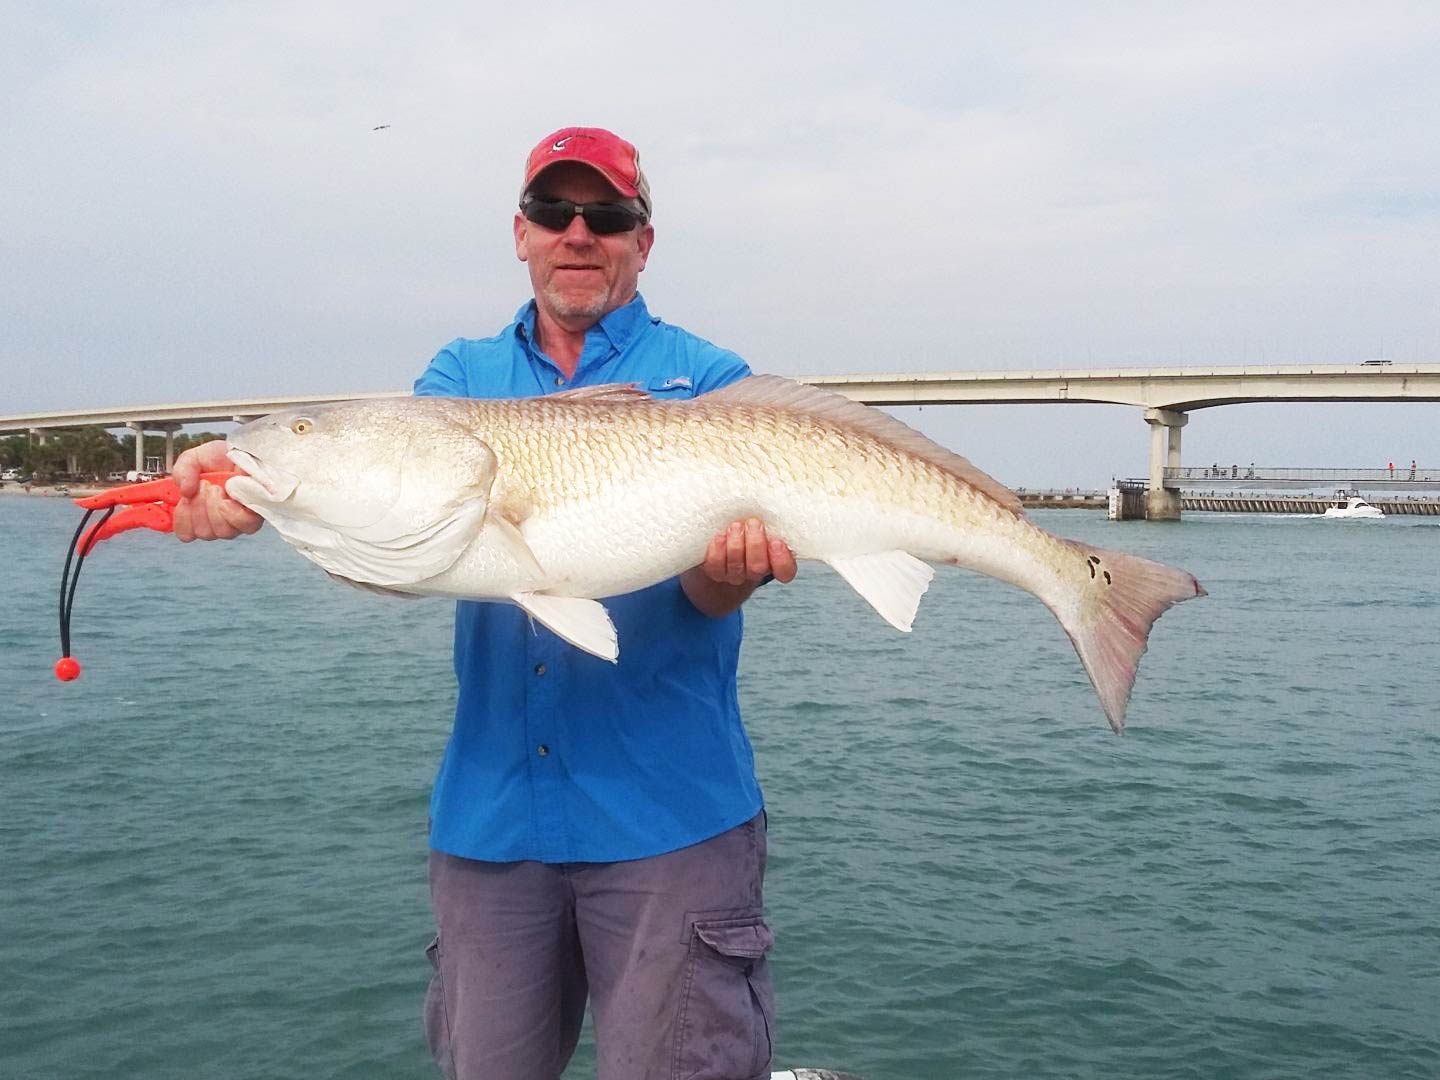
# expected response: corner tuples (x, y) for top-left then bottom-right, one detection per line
(813, 363), (1440, 518)
(4, 363), (1439, 516)
(0, 390), (401, 475)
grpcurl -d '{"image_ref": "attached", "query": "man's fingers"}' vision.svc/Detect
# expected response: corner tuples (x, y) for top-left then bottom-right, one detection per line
(174, 439), (233, 497)
(744, 519), (769, 580)
(184, 497), (215, 541)
(724, 522), (746, 585)
(210, 483), (246, 538)
(203, 483), (239, 539)
(708, 532), (728, 577)
(172, 456), (200, 499)
(199, 438), (233, 470)
(172, 445), (207, 498)
(173, 479), (258, 542)
(768, 538), (798, 583)
(173, 497), (197, 543)
(217, 494), (263, 535)
(699, 520), (796, 586)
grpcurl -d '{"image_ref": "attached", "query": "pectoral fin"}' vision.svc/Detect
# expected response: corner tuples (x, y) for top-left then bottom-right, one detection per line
(826, 550), (935, 632)
(323, 570), (422, 599)
(512, 592), (619, 661)
(487, 510), (545, 580)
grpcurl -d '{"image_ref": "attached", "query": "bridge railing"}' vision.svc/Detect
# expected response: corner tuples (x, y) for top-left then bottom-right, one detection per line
(1165, 466), (1439, 483)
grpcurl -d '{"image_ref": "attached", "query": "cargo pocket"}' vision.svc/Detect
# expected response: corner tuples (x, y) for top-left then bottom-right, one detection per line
(673, 917), (776, 1080)
(423, 936), (456, 1079)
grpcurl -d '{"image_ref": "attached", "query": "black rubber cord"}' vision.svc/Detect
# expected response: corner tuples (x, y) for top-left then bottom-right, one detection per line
(58, 505), (117, 659)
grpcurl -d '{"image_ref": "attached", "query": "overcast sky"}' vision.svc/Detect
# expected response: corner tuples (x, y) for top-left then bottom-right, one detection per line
(4, 2), (1439, 488)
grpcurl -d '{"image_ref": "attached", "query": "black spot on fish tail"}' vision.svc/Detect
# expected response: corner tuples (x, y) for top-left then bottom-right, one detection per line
(1103, 570), (1112, 585)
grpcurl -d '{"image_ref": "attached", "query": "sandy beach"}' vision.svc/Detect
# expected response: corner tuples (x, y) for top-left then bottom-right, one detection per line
(0, 483), (106, 499)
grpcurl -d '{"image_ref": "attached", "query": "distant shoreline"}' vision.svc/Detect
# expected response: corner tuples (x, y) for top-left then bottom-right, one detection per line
(0, 483), (105, 499)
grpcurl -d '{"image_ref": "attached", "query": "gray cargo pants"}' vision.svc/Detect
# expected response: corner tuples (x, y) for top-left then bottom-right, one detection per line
(424, 813), (775, 1080)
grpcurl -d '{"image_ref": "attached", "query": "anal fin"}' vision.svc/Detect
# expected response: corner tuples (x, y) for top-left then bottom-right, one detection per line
(827, 550), (935, 632)
(512, 592), (619, 661)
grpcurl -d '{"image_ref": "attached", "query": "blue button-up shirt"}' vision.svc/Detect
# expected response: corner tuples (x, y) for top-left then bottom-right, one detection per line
(414, 295), (764, 863)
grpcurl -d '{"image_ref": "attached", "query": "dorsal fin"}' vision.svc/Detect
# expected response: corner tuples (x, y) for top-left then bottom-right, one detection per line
(548, 383), (649, 403)
(703, 374), (1024, 514)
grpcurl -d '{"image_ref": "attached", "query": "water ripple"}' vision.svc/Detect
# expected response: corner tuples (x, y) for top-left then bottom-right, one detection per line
(2, 503), (1438, 1078)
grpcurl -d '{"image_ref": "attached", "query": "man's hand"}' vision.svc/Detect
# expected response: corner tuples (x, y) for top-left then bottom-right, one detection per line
(680, 518), (797, 618)
(172, 440), (264, 542)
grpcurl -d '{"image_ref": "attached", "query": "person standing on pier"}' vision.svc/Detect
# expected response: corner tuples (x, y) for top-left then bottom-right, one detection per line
(167, 126), (795, 1080)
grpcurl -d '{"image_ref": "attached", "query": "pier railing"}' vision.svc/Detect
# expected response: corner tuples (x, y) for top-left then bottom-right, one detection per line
(1109, 479), (1440, 515)
(1165, 466), (1438, 483)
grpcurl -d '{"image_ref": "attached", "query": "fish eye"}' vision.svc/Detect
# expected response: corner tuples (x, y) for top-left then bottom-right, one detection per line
(291, 417), (315, 435)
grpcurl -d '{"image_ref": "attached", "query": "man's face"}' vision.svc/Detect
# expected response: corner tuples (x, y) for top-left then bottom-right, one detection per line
(514, 162), (655, 329)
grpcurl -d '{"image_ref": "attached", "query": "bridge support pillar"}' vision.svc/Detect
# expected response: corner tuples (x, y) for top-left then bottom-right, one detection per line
(1145, 408), (1188, 521)
(158, 422), (183, 472)
(127, 421), (145, 473)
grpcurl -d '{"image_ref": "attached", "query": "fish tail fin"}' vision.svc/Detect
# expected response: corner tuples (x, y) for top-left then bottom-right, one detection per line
(1048, 541), (1205, 734)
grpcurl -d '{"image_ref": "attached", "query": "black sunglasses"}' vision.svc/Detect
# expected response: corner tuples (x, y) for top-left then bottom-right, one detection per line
(520, 196), (647, 236)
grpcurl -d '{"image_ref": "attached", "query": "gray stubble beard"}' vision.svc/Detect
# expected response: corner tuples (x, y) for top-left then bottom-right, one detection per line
(539, 281), (610, 323)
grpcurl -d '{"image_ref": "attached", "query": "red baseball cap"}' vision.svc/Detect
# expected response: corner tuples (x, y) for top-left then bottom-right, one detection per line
(521, 127), (651, 217)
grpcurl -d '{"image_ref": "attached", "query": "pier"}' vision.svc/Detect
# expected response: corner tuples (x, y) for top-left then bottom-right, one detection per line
(1107, 478), (1440, 518)
(1182, 493), (1440, 515)
(1107, 466), (1440, 519)
(1016, 489), (1110, 509)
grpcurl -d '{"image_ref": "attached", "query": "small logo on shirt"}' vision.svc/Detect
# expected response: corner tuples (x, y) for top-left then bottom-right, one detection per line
(661, 376), (692, 389)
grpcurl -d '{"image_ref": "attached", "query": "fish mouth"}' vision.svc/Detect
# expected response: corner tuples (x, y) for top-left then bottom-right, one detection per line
(225, 447), (299, 502)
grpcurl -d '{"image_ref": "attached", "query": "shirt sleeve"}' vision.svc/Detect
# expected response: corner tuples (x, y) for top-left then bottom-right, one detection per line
(692, 344), (752, 395)
(413, 341), (468, 397)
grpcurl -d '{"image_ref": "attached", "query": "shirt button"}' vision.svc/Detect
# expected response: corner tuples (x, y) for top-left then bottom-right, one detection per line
(537, 744), (550, 757)
(534, 663), (546, 676)
(554, 376), (564, 387)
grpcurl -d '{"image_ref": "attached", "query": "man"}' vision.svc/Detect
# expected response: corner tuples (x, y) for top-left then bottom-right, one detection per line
(173, 126), (795, 1080)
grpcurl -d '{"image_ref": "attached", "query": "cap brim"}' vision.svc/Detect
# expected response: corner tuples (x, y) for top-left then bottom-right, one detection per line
(525, 158), (640, 200)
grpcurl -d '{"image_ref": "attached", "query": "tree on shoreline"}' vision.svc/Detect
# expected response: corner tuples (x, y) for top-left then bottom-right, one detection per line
(1, 428), (229, 481)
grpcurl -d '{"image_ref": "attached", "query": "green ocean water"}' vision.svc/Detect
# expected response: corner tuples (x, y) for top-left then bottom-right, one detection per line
(2, 497), (1437, 1080)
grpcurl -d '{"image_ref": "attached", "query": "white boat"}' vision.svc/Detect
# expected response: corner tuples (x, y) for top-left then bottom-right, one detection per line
(1323, 495), (1384, 519)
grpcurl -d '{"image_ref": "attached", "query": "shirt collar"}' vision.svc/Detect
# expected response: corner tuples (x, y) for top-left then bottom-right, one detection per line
(512, 293), (653, 355)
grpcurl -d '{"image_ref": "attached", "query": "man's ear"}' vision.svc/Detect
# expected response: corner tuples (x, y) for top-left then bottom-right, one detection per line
(514, 211), (529, 262)
(636, 222), (655, 271)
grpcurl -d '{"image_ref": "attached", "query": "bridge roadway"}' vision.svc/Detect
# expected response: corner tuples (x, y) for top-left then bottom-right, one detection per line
(4, 363), (1439, 516)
